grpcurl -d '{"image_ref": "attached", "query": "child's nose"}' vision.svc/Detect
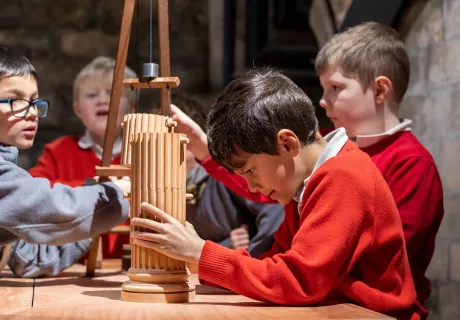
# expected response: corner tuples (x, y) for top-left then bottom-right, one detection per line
(247, 180), (259, 194)
(319, 96), (329, 110)
(25, 105), (38, 120)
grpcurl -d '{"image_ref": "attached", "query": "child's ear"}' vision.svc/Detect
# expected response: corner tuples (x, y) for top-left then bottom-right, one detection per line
(374, 76), (392, 104)
(73, 102), (82, 119)
(277, 129), (300, 156)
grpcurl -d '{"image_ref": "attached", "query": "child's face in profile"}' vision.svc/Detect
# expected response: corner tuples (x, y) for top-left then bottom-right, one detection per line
(232, 148), (300, 205)
(319, 65), (377, 138)
(74, 75), (131, 141)
(0, 75), (39, 149)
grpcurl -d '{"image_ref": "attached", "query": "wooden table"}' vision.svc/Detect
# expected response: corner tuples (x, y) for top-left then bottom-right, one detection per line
(1, 260), (393, 320)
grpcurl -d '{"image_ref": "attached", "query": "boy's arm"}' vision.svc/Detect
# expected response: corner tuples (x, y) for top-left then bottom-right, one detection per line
(170, 104), (274, 204)
(0, 159), (129, 245)
(28, 143), (85, 187)
(131, 169), (384, 305)
(7, 239), (92, 278)
(200, 156), (276, 203)
(385, 157), (444, 258)
(245, 202), (285, 257)
(198, 169), (376, 305)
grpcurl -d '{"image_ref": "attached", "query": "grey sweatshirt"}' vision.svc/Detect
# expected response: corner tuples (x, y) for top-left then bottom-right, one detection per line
(0, 144), (129, 277)
(186, 165), (284, 257)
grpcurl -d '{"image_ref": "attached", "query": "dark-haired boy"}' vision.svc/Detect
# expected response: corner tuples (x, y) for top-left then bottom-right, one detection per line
(173, 94), (284, 257)
(173, 23), (443, 317)
(130, 70), (422, 319)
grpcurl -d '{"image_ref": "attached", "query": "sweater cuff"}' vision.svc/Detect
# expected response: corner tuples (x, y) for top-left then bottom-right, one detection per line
(198, 241), (235, 287)
(199, 155), (218, 171)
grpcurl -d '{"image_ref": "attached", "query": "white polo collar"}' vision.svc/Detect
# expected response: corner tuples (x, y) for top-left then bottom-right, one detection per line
(355, 119), (412, 148)
(294, 128), (349, 214)
(78, 130), (122, 160)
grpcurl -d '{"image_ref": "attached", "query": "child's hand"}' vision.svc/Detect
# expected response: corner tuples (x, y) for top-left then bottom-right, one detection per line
(230, 225), (250, 250)
(170, 104), (210, 161)
(131, 202), (205, 264)
(111, 176), (131, 194)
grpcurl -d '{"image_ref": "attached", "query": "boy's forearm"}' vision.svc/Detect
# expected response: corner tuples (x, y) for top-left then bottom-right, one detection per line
(8, 239), (92, 278)
(0, 161), (129, 245)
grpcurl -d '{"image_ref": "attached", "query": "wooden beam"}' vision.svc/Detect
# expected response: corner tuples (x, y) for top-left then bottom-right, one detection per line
(158, 0), (171, 115)
(106, 225), (130, 234)
(95, 165), (132, 177)
(101, 0), (135, 169)
(85, 235), (101, 277)
(123, 77), (180, 89)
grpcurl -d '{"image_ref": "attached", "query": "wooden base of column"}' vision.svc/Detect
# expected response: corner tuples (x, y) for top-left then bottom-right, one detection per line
(121, 280), (195, 303)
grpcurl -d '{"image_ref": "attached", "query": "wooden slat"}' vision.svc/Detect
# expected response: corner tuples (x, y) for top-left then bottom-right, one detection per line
(158, 0), (171, 115)
(106, 225), (130, 234)
(84, 236), (101, 277)
(123, 77), (180, 89)
(95, 165), (132, 177)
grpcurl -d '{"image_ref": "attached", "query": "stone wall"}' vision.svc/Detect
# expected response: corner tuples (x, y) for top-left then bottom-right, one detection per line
(400, 1), (460, 319)
(0, 0), (208, 168)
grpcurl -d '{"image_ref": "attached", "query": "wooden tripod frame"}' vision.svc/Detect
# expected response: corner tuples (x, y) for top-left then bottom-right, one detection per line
(85, 1), (195, 302)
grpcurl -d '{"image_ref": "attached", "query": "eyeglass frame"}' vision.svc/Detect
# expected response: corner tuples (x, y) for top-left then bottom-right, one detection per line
(0, 98), (49, 118)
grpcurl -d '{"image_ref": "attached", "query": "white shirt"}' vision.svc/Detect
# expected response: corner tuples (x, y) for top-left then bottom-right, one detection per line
(295, 127), (349, 214)
(78, 130), (122, 160)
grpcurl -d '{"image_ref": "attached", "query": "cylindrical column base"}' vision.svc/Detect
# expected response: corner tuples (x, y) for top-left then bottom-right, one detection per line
(121, 280), (195, 303)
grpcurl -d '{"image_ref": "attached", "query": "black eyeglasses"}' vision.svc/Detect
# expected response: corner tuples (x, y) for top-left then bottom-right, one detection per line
(0, 98), (49, 118)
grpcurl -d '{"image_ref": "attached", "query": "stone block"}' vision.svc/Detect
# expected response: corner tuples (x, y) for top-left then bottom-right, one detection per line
(439, 282), (460, 320)
(428, 36), (460, 88)
(437, 198), (460, 241)
(450, 242), (460, 281)
(0, 3), (22, 29)
(399, 95), (427, 137)
(444, 0), (460, 40)
(419, 83), (460, 139)
(0, 30), (49, 51)
(406, 47), (429, 97)
(424, 280), (441, 320)
(60, 30), (118, 58)
(405, 1), (444, 49)
(427, 238), (449, 281)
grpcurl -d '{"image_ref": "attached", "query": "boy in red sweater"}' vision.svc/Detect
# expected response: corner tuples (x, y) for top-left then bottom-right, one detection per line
(28, 56), (136, 258)
(172, 23), (443, 316)
(130, 69), (421, 319)
(315, 22), (443, 312)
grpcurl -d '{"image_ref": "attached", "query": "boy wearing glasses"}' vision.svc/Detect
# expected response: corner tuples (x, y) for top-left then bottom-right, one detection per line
(28, 56), (136, 260)
(0, 47), (130, 277)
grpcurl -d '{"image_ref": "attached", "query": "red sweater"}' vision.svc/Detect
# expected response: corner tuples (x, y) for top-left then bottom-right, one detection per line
(28, 136), (129, 259)
(201, 131), (443, 311)
(198, 142), (421, 319)
(360, 131), (443, 307)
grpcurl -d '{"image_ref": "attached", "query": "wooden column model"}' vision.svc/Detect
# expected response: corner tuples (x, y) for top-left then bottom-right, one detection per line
(115, 114), (195, 303)
(85, 0), (181, 278)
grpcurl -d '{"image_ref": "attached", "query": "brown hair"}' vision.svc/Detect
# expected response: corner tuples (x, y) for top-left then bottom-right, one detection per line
(315, 22), (410, 103)
(207, 68), (318, 172)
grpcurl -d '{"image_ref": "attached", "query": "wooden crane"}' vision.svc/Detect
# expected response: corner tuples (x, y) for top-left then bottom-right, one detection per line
(85, 0), (195, 303)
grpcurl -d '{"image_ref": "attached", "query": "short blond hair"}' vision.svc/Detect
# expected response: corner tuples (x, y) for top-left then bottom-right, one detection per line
(73, 56), (137, 102)
(315, 22), (410, 103)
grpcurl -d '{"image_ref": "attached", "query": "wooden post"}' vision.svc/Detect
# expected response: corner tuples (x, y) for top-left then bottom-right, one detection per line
(85, 0), (136, 277)
(158, 0), (171, 115)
